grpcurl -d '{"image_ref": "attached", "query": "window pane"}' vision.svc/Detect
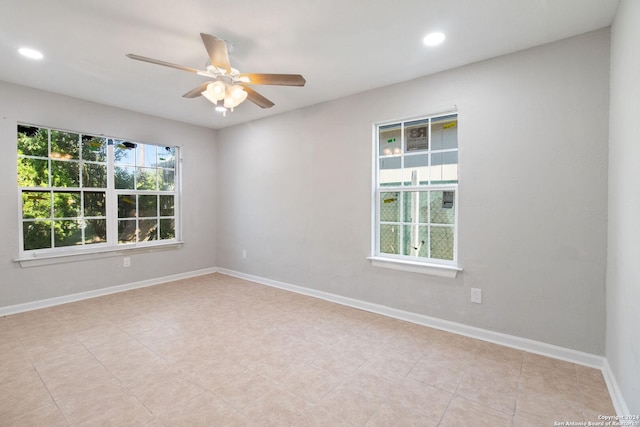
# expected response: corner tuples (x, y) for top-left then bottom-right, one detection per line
(380, 192), (400, 222)
(114, 142), (136, 165)
(405, 119), (429, 152)
(403, 154), (428, 185)
(379, 157), (401, 187)
(158, 147), (176, 168)
(402, 191), (428, 223)
(160, 218), (175, 239)
(136, 167), (157, 190)
(84, 192), (106, 217)
(115, 166), (135, 189)
(159, 169), (175, 191)
(430, 151), (458, 184)
(53, 220), (82, 247)
(81, 136), (107, 162)
(430, 191), (455, 224)
(18, 126), (48, 157)
(50, 130), (79, 160)
(22, 191), (51, 219)
(84, 219), (106, 244)
(137, 144), (157, 167)
(139, 219), (158, 241)
(83, 164), (107, 188)
(53, 192), (81, 218)
(160, 195), (174, 217)
(402, 225), (428, 257)
(431, 115), (458, 150)
(138, 195), (157, 218)
(379, 124), (401, 156)
(430, 226), (454, 260)
(118, 195), (137, 218)
(18, 158), (49, 187)
(118, 220), (137, 243)
(51, 160), (80, 187)
(23, 221), (52, 250)
(380, 224), (400, 255)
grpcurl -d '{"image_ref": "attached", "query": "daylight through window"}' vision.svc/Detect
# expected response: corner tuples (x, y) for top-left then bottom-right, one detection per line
(17, 124), (179, 256)
(373, 113), (458, 265)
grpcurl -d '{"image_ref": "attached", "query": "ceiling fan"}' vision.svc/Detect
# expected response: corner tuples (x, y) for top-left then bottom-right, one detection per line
(126, 33), (306, 114)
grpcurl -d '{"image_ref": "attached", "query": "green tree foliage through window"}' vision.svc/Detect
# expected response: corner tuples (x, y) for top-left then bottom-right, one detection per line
(17, 124), (178, 254)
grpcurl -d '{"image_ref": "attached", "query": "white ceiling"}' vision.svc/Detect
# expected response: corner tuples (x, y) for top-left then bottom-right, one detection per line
(0, 0), (619, 130)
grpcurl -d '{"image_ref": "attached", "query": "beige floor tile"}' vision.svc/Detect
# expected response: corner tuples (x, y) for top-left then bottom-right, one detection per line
(312, 390), (383, 426)
(97, 346), (178, 385)
(22, 334), (87, 365)
(125, 372), (206, 416)
(212, 369), (280, 411)
(160, 391), (254, 427)
(456, 370), (519, 414)
(519, 367), (582, 405)
(386, 376), (453, 420)
(2, 402), (67, 427)
(511, 409), (559, 427)
(241, 385), (312, 426)
(365, 402), (440, 427)
(278, 362), (343, 403)
(407, 353), (467, 392)
(56, 382), (154, 426)
(578, 369), (616, 414)
(516, 388), (584, 422)
(358, 347), (419, 380)
(0, 368), (54, 421)
(43, 362), (122, 401)
(0, 273), (617, 426)
(440, 396), (512, 427)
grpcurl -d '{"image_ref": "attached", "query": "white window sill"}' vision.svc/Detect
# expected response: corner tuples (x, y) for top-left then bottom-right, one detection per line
(15, 241), (184, 268)
(367, 256), (462, 278)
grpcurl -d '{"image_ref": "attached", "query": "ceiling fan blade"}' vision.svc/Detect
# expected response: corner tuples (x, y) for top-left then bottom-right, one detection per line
(126, 54), (200, 74)
(241, 85), (275, 108)
(182, 82), (212, 98)
(200, 33), (231, 73)
(239, 73), (306, 86)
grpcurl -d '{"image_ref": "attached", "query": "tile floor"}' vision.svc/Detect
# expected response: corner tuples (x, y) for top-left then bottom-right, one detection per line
(0, 273), (615, 426)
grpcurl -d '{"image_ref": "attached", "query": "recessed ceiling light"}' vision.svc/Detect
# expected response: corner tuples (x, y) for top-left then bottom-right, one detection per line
(18, 47), (44, 60)
(423, 32), (446, 47)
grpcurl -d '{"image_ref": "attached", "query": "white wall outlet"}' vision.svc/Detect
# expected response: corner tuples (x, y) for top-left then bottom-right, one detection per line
(123, 257), (131, 268)
(471, 288), (482, 304)
(242, 250), (247, 259)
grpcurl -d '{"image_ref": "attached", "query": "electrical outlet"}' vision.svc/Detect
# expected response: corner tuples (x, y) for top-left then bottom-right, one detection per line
(123, 257), (131, 268)
(242, 250), (247, 259)
(471, 288), (482, 304)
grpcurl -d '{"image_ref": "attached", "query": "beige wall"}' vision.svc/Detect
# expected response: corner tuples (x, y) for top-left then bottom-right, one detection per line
(607, 0), (640, 414)
(216, 29), (610, 355)
(0, 82), (218, 307)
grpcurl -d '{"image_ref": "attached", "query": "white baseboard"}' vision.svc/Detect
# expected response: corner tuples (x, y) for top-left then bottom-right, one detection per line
(217, 268), (634, 417)
(0, 266), (632, 417)
(0, 267), (218, 317)
(602, 358), (636, 420)
(217, 268), (604, 368)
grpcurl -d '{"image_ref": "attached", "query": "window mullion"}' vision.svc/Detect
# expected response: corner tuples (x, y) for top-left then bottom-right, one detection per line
(106, 140), (118, 244)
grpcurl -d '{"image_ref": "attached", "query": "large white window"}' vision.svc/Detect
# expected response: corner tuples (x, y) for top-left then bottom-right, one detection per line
(17, 124), (179, 259)
(372, 113), (459, 271)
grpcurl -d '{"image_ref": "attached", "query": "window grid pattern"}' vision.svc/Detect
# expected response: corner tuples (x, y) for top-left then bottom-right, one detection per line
(374, 113), (458, 264)
(17, 124), (178, 254)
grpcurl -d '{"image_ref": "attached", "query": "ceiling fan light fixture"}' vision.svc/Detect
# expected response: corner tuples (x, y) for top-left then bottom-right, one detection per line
(202, 81), (226, 104)
(224, 85), (248, 108)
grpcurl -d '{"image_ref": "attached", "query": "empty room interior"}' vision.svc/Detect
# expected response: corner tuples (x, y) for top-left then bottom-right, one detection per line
(0, 0), (638, 426)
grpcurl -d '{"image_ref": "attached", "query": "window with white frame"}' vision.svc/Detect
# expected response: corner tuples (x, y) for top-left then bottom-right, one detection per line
(17, 124), (179, 257)
(373, 113), (458, 266)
